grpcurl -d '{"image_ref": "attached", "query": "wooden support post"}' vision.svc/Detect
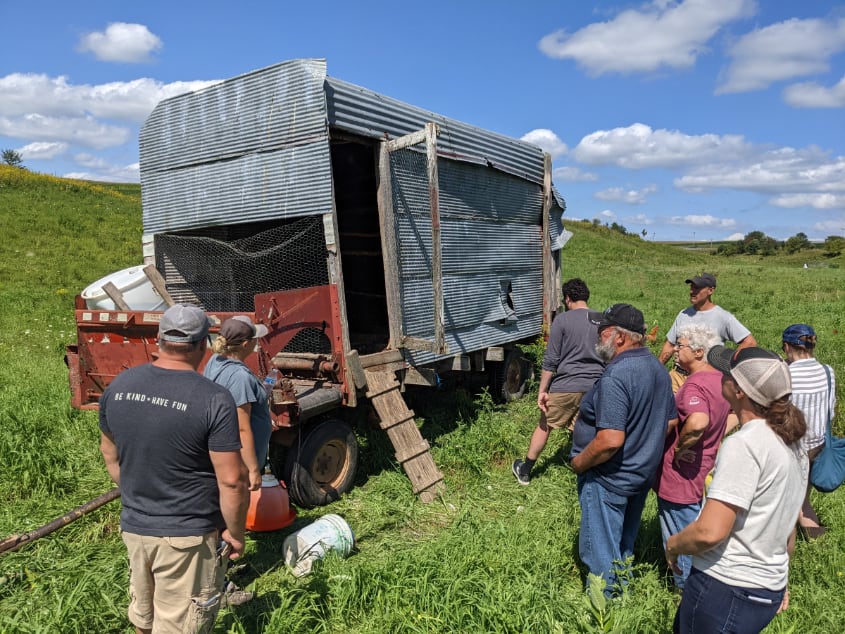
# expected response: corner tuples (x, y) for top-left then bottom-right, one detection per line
(102, 282), (131, 311)
(426, 122), (446, 355)
(142, 264), (175, 307)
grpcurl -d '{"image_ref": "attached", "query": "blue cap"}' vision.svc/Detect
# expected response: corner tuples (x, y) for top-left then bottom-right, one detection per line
(782, 323), (816, 347)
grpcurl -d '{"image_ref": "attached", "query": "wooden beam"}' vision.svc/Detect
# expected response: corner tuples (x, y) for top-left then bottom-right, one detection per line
(426, 122), (447, 355)
(142, 264), (175, 307)
(541, 153), (554, 329)
(102, 282), (130, 311)
(376, 141), (404, 349)
(386, 129), (427, 152)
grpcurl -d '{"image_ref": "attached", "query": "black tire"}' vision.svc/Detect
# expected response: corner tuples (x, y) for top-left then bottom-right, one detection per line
(490, 348), (531, 403)
(283, 419), (358, 508)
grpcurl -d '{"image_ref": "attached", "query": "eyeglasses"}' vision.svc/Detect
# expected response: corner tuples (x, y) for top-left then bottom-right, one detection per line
(673, 343), (693, 350)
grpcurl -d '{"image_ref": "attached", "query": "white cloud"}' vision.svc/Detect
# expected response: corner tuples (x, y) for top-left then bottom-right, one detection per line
(718, 17), (845, 93)
(0, 114), (129, 149)
(595, 184), (658, 204)
(783, 74), (845, 108)
(18, 141), (68, 159)
(66, 156), (140, 183)
(669, 214), (737, 228)
(573, 123), (751, 168)
(771, 193), (845, 210)
(521, 128), (568, 157)
(814, 219), (845, 234)
(598, 209), (617, 220)
(78, 23), (163, 63)
(552, 165), (598, 182)
(725, 232), (745, 241)
(539, 0), (754, 75)
(0, 73), (220, 122)
(675, 148), (845, 204)
(629, 213), (654, 226)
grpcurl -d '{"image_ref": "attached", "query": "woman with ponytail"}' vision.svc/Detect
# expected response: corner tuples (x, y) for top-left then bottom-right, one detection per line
(666, 346), (808, 634)
(203, 316), (272, 492)
(782, 323), (836, 538)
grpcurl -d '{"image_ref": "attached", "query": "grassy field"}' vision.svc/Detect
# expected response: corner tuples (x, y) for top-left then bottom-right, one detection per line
(1, 166), (843, 633)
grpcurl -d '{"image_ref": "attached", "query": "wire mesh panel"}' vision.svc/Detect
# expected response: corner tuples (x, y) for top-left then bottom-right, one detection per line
(388, 147), (435, 342)
(154, 216), (328, 312)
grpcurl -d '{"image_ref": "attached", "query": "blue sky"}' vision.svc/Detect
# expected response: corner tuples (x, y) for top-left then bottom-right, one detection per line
(1, 0), (843, 241)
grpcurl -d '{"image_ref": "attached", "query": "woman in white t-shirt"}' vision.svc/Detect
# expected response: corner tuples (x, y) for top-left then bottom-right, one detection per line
(782, 323), (836, 539)
(666, 346), (808, 634)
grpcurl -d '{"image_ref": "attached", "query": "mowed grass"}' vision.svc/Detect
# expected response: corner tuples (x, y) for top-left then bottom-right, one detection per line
(0, 166), (843, 633)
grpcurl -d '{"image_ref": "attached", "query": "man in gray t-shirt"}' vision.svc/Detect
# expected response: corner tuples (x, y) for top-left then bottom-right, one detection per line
(512, 279), (605, 485)
(658, 272), (756, 391)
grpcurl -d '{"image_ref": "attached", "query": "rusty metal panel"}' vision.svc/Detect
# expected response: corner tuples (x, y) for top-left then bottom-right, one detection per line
(140, 59), (331, 234)
(326, 77), (547, 185)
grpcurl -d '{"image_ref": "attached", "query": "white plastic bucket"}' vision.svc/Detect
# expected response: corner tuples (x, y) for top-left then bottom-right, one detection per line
(282, 513), (354, 577)
(81, 266), (166, 311)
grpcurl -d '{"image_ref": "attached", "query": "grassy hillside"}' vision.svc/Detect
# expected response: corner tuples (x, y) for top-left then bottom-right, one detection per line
(0, 170), (843, 633)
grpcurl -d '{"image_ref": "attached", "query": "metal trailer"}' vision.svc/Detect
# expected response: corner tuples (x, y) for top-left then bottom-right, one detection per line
(66, 59), (569, 508)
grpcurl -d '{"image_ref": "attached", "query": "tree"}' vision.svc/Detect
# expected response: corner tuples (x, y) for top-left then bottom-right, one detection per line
(2, 149), (24, 168)
(784, 232), (811, 254)
(824, 235), (845, 257)
(742, 230), (778, 256)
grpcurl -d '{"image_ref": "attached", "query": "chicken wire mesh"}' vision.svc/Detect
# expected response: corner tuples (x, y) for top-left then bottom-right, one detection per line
(154, 216), (329, 313)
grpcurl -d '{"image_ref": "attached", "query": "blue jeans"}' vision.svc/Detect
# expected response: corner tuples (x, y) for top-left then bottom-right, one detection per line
(657, 497), (701, 589)
(577, 474), (649, 596)
(674, 568), (784, 634)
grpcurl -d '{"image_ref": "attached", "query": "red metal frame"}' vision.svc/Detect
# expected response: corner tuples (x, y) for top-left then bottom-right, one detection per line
(66, 286), (349, 425)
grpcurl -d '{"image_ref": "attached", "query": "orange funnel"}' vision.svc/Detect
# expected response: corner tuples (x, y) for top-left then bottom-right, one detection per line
(246, 473), (297, 532)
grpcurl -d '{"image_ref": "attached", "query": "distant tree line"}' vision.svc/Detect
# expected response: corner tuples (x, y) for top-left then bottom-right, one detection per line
(716, 231), (844, 258)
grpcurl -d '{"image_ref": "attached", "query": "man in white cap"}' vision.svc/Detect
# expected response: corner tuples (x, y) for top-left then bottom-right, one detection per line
(658, 272), (757, 391)
(99, 304), (248, 633)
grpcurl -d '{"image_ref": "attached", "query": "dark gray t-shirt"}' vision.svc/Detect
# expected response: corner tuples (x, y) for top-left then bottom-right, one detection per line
(99, 364), (240, 536)
(542, 308), (605, 393)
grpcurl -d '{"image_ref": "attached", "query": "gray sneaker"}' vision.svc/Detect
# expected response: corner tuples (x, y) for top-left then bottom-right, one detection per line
(221, 580), (254, 608)
(512, 459), (531, 485)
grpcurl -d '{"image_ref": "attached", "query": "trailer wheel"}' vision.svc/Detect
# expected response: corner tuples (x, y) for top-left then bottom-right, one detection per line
(490, 348), (530, 403)
(283, 419), (358, 508)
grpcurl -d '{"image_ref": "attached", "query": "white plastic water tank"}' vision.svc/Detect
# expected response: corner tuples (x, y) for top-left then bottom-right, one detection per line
(81, 266), (167, 311)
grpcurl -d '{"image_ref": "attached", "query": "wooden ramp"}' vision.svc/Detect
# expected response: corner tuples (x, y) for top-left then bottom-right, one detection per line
(364, 368), (445, 502)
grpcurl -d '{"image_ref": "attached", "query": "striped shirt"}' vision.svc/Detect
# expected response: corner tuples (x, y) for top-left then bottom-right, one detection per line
(788, 358), (836, 450)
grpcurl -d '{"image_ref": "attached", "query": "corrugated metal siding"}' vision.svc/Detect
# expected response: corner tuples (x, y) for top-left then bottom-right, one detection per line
(140, 59), (331, 234)
(389, 149), (544, 365)
(326, 77), (547, 185)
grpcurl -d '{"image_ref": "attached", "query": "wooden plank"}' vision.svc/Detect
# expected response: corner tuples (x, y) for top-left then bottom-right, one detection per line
(394, 439), (431, 463)
(102, 282), (131, 311)
(402, 366), (438, 387)
(426, 123), (447, 355)
(541, 153), (554, 327)
(401, 336), (434, 352)
(345, 349), (368, 391)
(360, 349), (404, 368)
(376, 142), (404, 348)
(386, 129), (427, 152)
(142, 264), (175, 307)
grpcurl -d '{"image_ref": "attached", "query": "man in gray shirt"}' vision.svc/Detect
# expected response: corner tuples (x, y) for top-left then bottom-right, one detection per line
(513, 279), (605, 484)
(658, 272), (757, 391)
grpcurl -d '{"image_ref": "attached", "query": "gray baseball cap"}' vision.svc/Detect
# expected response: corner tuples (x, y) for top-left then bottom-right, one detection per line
(158, 304), (211, 343)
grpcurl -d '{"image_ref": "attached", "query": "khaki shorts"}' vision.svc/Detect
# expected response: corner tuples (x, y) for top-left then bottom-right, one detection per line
(543, 392), (583, 430)
(122, 530), (228, 634)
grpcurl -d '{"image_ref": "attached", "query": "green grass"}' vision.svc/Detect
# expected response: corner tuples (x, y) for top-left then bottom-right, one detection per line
(1, 168), (843, 632)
